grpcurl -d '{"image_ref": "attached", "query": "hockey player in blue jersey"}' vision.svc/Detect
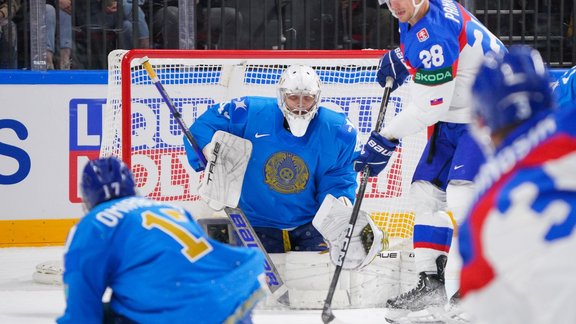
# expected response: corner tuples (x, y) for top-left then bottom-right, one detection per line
(184, 64), (385, 270)
(460, 45), (576, 324)
(353, 0), (506, 314)
(58, 157), (266, 324)
(552, 65), (576, 111)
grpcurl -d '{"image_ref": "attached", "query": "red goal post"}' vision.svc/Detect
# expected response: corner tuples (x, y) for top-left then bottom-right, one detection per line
(102, 49), (426, 250)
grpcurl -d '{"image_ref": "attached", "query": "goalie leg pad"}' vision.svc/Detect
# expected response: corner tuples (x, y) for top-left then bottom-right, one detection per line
(313, 194), (387, 269)
(350, 250), (402, 307)
(199, 130), (252, 210)
(284, 252), (350, 309)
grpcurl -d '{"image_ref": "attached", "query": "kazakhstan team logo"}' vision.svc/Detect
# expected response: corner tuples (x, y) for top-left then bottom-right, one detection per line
(264, 152), (309, 194)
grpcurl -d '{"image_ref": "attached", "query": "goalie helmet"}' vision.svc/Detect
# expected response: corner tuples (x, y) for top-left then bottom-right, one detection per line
(80, 157), (136, 210)
(277, 65), (322, 137)
(471, 45), (553, 137)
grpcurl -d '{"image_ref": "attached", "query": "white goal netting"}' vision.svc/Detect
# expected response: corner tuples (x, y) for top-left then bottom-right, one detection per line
(102, 49), (426, 250)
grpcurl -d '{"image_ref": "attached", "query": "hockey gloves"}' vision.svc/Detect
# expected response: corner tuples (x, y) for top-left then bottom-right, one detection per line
(313, 194), (388, 270)
(354, 131), (398, 176)
(377, 47), (409, 92)
(198, 131), (252, 210)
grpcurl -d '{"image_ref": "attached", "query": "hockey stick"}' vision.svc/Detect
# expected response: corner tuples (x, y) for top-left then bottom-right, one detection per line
(140, 57), (290, 306)
(321, 76), (394, 324)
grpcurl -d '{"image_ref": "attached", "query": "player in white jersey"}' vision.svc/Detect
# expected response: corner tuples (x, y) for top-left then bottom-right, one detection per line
(353, 0), (506, 314)
(460, 45), (576, 324)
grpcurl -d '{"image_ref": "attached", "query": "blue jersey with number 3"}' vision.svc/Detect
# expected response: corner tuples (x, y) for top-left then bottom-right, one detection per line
(58, 196), (265, 324)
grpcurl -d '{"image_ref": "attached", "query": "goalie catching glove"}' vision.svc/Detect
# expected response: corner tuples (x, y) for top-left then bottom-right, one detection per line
(199, 130), (252, 211)
(312, 194), (389, 270)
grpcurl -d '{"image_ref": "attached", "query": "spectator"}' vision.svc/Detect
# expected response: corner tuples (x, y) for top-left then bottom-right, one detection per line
(150, 0), (246, 49)
(46, 0), (72, 70)
(122, 0), (150, 48)
(149, 0), (178, 48)
(0, 0), (20, 69)
(73, 0), (146, 68)
(340, 0), (394, 49)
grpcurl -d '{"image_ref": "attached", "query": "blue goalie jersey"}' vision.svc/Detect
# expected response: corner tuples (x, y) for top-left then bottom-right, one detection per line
(184, 96), (360, 229)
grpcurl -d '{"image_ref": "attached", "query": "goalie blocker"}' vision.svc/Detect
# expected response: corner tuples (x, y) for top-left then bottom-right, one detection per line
(192, 130), (252, 210)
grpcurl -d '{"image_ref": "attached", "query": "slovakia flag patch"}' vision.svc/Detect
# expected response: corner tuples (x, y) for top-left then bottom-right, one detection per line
(430, 98), (444, 106)
(417, 28), (429, 42)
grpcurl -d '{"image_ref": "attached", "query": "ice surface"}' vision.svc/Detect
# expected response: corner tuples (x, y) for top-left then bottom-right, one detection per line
(0, 246), (390, 324)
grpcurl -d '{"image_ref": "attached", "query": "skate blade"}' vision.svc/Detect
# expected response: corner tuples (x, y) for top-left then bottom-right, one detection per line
(385, 306), (446, 324)
(384, 308), (410, 323)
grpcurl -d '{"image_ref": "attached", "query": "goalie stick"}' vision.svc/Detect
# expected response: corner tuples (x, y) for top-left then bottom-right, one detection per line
(321, 76), (395, 324)
(140, 57), (290, 306)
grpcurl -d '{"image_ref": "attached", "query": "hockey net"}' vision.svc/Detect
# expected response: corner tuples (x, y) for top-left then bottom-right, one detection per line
(102, 49), (426, 251)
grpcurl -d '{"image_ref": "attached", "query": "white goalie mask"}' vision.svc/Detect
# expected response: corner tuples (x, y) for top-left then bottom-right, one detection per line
(277, 65), (322, 137)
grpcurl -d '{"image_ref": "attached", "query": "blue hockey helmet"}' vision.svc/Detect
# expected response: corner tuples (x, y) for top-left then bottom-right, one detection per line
(80, 157), (136, 210)
(471, 45), (553, 136)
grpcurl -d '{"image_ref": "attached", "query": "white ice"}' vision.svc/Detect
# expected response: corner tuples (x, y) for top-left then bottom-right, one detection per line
(0, 246), (390, 324)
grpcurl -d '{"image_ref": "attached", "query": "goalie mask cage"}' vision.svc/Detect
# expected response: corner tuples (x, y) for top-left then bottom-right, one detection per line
(102, 49), (426, 250)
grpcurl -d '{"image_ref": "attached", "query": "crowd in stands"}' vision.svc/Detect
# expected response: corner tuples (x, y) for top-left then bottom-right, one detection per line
(0, 0), (19, 68)
(0, 0), (573, 70)
(0, 0), (399, 69)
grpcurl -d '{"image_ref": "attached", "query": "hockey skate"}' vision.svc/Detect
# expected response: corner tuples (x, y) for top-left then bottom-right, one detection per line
(386, 255), (448, 312)
(449, 289), (460, 306)
(385, 258), (474, 324)
(441, 289), (473, 323)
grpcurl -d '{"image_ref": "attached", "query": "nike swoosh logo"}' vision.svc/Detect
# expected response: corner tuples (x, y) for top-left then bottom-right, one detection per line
(255, 133), (270, 138)
(454, 165), (464, 170)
